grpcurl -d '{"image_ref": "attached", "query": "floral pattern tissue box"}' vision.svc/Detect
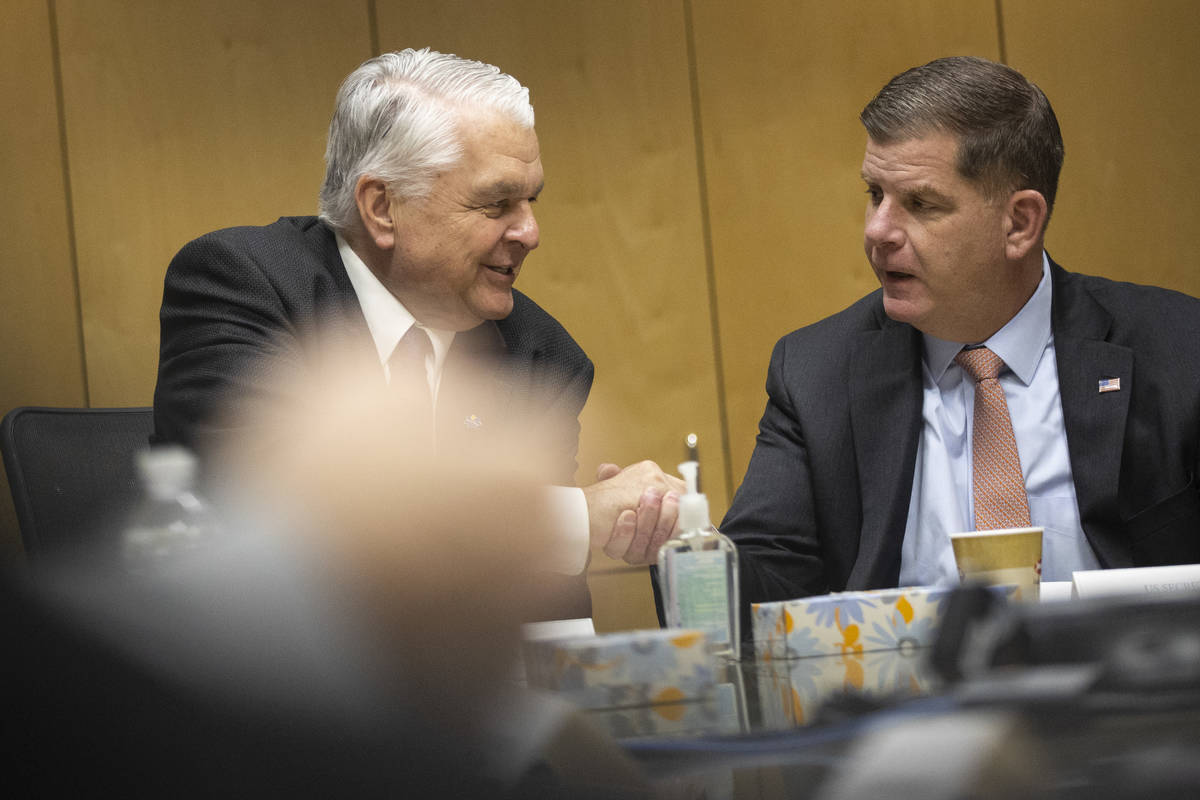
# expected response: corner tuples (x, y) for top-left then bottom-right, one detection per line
(523, 629), (717, 710)
(586, 692), (733, 739)
(751, 586), (961, 660)
(757, 648), (931, 729)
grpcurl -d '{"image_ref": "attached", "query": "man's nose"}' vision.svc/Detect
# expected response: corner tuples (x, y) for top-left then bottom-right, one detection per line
(505, 202), (539, 250)
(864, 198), (902, 249)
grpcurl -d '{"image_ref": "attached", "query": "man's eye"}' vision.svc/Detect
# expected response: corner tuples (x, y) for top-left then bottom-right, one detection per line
(482, 202), (506, 216)
(865, 187), (883, 205)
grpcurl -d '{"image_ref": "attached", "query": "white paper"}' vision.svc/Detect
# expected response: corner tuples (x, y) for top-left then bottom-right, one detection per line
(1071, 564), (1200, 599)
(1037, 581), (1074, 602)
(521, 617), (595, 641)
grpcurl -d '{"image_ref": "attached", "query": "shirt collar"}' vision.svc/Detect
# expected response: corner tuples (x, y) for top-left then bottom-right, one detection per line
(923, 252), (1053, 385)
(336, 233), (455, 371)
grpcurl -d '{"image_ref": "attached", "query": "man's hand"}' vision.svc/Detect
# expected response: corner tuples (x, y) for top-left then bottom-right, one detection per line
(582, 460), (685, 566)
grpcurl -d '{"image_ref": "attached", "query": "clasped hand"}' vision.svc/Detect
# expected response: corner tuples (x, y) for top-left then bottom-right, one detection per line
(582, 460), (685, 566)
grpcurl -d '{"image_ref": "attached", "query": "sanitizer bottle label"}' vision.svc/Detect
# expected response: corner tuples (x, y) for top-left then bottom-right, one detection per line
(669, 549), (730, 645)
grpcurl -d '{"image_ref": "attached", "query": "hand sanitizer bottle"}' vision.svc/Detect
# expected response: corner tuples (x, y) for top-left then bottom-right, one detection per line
(658, 451), (741, 660)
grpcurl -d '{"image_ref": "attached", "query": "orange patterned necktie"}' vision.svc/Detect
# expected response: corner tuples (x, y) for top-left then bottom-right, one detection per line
(955, 347), (1031, 530)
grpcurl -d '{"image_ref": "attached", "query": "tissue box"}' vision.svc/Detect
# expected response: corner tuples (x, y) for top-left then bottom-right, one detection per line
(585, 675), (746, 739)
(757, 649), (931, 729)
(752, 586), (961, 660)
(586, 692), (735, 739)
(523, 628), (717, 710)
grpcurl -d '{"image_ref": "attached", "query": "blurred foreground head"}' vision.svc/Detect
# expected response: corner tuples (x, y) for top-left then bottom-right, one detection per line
(214, 331), (572, 709)
(6, 334), (610, 796)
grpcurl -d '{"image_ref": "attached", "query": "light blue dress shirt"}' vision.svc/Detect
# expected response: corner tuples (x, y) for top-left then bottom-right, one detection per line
(898, 254), (1102, 586)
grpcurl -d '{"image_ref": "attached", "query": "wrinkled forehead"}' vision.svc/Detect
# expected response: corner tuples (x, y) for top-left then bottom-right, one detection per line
(439, 114), (542, 200)
(861, 131), (963, 177)
(452, 107), (537, 155)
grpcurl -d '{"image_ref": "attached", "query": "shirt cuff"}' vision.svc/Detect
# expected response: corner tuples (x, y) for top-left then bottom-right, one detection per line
(542, 486), (590, 575)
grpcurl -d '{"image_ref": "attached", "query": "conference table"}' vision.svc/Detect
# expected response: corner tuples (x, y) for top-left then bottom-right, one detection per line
(15, 528), (1200, 797)
(557, 595), (1200, 799)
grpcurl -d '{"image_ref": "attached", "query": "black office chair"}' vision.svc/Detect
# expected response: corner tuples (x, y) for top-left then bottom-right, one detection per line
(0, 406), (155, 562)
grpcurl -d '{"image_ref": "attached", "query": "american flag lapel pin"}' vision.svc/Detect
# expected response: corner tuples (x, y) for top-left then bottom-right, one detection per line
(464, 413), (483, 429)
(1098, 377), (1121, 393)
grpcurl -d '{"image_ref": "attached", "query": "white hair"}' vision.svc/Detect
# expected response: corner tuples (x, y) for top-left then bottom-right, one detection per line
(317, 48), (535, 233)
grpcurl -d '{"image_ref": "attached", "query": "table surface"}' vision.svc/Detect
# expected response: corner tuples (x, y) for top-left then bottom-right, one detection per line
(572, 608), (1200, 800)
(581, 646), (1200, 799)
(583, 646), (938, 743)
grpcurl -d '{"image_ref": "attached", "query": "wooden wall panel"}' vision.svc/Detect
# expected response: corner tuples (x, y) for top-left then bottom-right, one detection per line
(375, 0), (720, 631)
(1003, 0), (1200, 297)
(691, 0), (1001, 493)
(10, 0), (1194, 612)
(55, 0), (372, 407)
(0, 1), (87, 560)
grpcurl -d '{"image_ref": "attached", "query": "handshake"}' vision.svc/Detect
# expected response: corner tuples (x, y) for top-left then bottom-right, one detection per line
(581, 460), (687, 566)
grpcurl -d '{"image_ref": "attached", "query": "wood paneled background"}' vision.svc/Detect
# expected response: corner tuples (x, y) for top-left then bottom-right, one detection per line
(3, 0), (1198, 631)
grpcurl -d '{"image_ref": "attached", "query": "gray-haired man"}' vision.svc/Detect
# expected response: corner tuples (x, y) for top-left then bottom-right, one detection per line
(153, 49), (681, 620)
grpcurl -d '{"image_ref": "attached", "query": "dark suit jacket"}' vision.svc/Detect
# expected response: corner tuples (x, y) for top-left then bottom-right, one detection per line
(152, 216), (595, 619)
(722, 260), (1200, 604)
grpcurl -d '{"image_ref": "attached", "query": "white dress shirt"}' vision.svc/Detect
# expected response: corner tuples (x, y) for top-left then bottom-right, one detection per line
(337, 235), (590, 575)
(899, 254), (1102, 586)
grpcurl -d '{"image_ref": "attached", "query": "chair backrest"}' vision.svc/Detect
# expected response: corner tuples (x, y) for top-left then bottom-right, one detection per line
(0, 406), (155, 561)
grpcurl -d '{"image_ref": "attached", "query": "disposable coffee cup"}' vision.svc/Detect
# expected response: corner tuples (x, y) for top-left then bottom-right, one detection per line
(950, 526), (1043, 602)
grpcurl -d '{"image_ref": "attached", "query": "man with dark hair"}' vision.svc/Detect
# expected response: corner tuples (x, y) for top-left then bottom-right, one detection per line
(153, 49), (681, 621)
(721, 56), (1200, 604)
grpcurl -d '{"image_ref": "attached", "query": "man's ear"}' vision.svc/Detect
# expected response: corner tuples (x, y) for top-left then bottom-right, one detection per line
(355, 176), (395, 251)
(1004, 189), (1048, 261)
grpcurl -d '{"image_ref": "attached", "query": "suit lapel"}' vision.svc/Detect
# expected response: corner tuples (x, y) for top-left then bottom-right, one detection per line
(1051, 264), (1134, 567)
(437, 322), (511, 448)
(847, 312), (923, 588)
